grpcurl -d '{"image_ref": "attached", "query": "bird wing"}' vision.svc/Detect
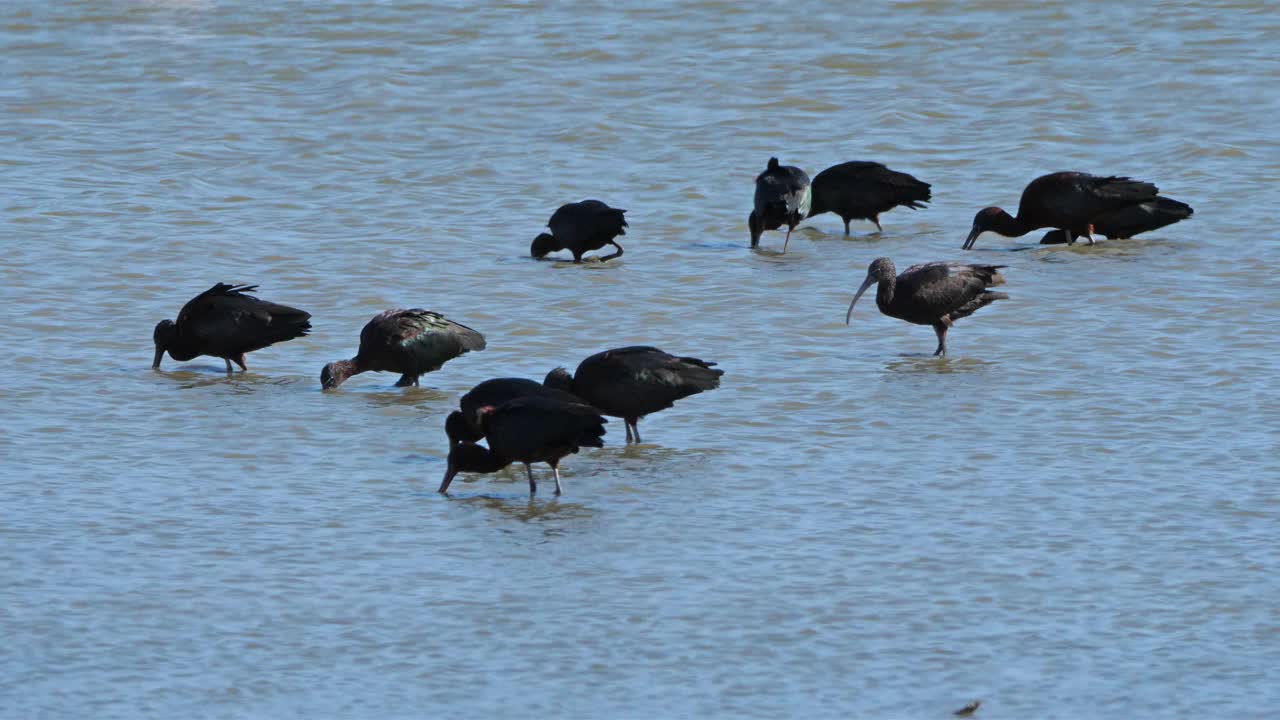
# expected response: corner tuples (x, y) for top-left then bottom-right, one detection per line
(487, 397), (608, 460)
(550, 200), (628, 238)
(1020, 172), (1158, 227)
(900, 263), (1006, 318)
(362, 309), (485, 371)
(811, 162), (931, 216)
(178, 284), (311, 350)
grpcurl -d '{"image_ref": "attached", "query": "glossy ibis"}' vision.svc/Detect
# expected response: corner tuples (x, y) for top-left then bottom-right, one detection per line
(749, 157), (811, 252)
(846, 258), (1008, 356)
(544, 345), (723, 443)
(438, 396), (607, 496)
(444, 377), (586, 444)
(152, 283), (311, 372)
(1040, 196), (1193, 244)
(320, 309), (485, 389)
(963, 171), (1159, 250)
(807, 161), (931, 234)
(530, 199), (627, 263)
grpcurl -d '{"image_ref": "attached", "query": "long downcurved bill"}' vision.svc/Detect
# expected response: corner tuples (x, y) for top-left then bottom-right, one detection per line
(846, 276), (876, 325)
(438, 463), (457, 494)
(962, 225), (981, 250)
(152, 346), (164, 369)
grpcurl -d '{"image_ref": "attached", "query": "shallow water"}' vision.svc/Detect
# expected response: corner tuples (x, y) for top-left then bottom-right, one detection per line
(4, 1), (1279, 717)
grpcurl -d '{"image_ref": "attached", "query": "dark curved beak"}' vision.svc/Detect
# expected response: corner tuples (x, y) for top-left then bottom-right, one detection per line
(152, 346), (164, 369)
(846, 275), (875, 324)
(962, 224), (981, 250)
(438, 463), (457, 494)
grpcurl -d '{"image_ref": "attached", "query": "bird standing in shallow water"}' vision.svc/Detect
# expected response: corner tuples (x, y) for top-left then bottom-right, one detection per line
(963, 171), (1160, 249)
(530, 199), (627, 263)
(846, 258), (1008, 357)
(1039, 196), (1193, 244)
(807, 161), (931, 235)
(152, 283), (311, 373)
(438, 396), (607, 496)
(320, 309), (485, 389)
(444, 377), (586, 445)
(544, 346), (723, 443)
(749, 157), (811, 252)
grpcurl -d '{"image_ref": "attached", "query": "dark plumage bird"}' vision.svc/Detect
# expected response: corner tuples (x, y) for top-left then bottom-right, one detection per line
(152, 283), (311, 372)
(530, 199), (627, 263)
(544, 346), (723, 443)
(1039, 196), (1193, 244)
(444, 377), (586, 444)
(320, 309), (485, 389)
(954, 700), (981, 716)
(963, 171), (1160, 250)
(846, 258), (1008, 356)
(807, 161), (931, 234)
(749, 157), (812, 252)
(438, 396), (607, 496)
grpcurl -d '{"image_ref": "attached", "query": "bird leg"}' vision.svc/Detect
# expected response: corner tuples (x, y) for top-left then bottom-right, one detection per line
(782, 225), (795, 253)
(231, 354), (247, 371)
(600, 241), (624, 262)
(843, 218), (851, 236)
(933, 324), (948, 357)
(630, 419), (643, 443)
(551, 462), (563, 496)
(525, 463), (538, 494)
(394, 373), (417, 387)
(873, 216), (883, 233)
(1084, 223), (1096, 245)
(624, 419), (634, 443)
(224, 357), (233, 373)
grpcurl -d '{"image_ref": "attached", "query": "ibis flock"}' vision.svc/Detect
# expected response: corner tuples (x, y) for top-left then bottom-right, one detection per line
(151, 162), (1193, 496)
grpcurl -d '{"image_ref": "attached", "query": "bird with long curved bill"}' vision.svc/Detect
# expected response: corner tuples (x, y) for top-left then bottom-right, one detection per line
(320, 309), (485, 389)
(847, 258), (1008, 356)
(152, 283), (311, 373)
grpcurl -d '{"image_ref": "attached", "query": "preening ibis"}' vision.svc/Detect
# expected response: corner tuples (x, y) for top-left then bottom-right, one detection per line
(445, 377), (586, 444)
(438, 396), (607, 496)
(544, 345), (723, 443)
(963, 171), (1159, 249)
(530, 199), (627, 263)
(807, 161), (931, 234)
(1039, 196), (1193, 244)
(749, 157), (811, 252)
(152, 283), (311, 372)
(320, 309), (485, 389)
(846, 258), (1008, 356)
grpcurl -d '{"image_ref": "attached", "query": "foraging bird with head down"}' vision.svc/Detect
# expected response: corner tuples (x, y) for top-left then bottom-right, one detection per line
(963, 171), (1160, 250)
(749, 157), (811, 252)
(807, 160), (931, 235)
(438, 396), (607, 496)
(530, 199), (627, 263)
(320, 309), (485, 389)
(544, 346), (723, 443)
(152, 283), (311, 373)
(847, 258), (1008, 357)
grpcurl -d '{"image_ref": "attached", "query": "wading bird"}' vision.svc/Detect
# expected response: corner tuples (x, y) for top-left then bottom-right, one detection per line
(963, 171), (1159, 249)
(438, 396), (607, 496)
(530, 199), (627, 262)
(152, 283), (311, 373)
(320, 309), (485, 389)
(445, 377), (586, 444)
(749, 157), (811, 252)
(846, 258), (1008, 356)
(545, 346), (723, 443)
(807, 161), (931, 234)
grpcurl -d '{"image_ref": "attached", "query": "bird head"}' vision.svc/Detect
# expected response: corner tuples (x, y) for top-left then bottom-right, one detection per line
(319, 359), (356, 390)
(444, 410), (483, 445)
(846, 257), (896, 324)
(152, 319), (176, 368)
(530, 232), (559, 258)
(439, 441), (503, 493)
(963, 207), (1007, 250)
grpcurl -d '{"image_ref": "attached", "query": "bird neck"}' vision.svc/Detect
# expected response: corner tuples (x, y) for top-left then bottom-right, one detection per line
(990, 209), (1031, 237)
(330, 358), (365, 385)
(876, 274), (897, 308)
